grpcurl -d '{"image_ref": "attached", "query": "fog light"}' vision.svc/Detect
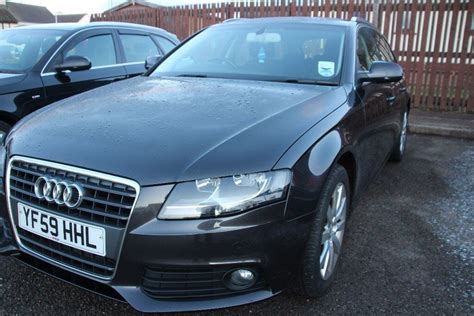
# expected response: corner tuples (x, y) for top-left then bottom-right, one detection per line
(225, 269), (257, 290)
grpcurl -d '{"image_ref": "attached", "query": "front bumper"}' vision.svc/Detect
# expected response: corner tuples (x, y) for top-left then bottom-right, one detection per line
(0, 182), (313, 312)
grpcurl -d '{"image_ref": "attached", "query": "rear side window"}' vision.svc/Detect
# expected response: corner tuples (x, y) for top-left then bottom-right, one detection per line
(120, 34), (159, 63)
(152, 35), (176, 54)
(65, 34), (117, 67)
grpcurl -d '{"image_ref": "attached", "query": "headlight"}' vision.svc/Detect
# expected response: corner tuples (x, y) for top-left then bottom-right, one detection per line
(158, 170), (292, 220)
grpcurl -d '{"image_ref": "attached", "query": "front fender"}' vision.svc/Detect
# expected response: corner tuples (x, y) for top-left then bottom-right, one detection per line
(279, 96), (364, 221)
(273, 102), (351, 170)
(283, 128), (346, 221)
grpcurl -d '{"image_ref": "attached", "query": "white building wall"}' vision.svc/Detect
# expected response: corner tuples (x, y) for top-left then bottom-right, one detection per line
(78, 14), (90, 23)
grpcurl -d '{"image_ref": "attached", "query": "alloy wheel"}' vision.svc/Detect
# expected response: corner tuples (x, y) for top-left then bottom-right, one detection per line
(400, 112), (408, 153)
(320, 183), (347, 280)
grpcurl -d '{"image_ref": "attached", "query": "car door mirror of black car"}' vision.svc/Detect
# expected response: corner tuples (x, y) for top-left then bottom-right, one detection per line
(145, 55), (163, 70)
(55, 55), (92, 73)
(358, 61), (403, 84)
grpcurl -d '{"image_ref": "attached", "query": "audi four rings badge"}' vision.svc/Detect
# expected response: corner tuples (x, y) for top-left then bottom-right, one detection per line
(34, 176), (84, 208)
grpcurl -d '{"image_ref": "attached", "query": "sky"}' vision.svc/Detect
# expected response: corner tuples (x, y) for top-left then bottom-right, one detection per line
(11, 0), (226, 14)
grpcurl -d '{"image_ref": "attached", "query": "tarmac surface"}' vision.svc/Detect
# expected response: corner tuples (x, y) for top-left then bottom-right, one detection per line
(0, 134), (472, 315)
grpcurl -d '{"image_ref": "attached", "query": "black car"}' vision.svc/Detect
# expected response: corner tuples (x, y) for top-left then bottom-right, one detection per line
(0, 22), (179, 139)
(0, 17), (410, 312)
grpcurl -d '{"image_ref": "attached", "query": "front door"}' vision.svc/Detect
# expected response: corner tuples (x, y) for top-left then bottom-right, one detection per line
(41, 29), (127, 105)
(355, 27), (398, 189)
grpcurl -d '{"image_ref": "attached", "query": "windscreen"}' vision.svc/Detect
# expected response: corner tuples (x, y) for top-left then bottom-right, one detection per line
(0, 29), (66, 73)
(152, 23), (346, 84)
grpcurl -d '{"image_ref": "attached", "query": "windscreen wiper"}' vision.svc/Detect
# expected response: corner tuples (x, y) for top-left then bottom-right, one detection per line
(0, 70), (22, 74)
(176, 74), (208, 78)
(277, 79), (339, 86)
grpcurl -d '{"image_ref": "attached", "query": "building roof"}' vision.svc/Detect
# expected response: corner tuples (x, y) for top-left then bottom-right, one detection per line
(104, 0), (163, 14)
(0, 5), (17, 23)
(6, 1), (55, 24)
(56, 14), (87, 23)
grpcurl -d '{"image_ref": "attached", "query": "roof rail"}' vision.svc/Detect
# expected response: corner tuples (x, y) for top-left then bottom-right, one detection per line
(223, 18), (246, 23)
(350, 16), (371, 25)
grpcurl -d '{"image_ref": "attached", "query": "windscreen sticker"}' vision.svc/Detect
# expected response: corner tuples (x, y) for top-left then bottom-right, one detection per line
(318, 61), (335, 77)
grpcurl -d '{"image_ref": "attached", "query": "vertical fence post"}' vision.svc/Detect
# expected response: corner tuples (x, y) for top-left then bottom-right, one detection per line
(227, 3), (234, 20)
(289, 0), (296, 16)
(373, 0), (381, 29)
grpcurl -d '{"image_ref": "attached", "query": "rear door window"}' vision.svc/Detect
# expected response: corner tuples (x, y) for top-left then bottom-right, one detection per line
(120, 34), (160, 63)
(152, 35), (176, 54)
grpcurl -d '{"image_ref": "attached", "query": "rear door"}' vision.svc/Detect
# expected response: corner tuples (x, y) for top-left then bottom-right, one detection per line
(116, 30), (164, 77)
(41, 29), (127, 104)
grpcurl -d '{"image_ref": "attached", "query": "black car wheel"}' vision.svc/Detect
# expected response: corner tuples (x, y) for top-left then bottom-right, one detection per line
(0, 121), (11, 144)
(299, 164), (350, 297)
(390, 110), (408, 162)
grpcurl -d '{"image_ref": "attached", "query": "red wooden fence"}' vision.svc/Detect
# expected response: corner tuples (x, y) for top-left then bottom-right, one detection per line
(92, 0), (474, 113)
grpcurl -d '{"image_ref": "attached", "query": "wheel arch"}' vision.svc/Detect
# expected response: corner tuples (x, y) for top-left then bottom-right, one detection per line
(334, 149), (358, 206)
(0, 111), (19, 128)
(284, 128), (359, 219)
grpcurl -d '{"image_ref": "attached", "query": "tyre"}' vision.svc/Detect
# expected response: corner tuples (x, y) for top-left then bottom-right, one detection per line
(298, 164), (350, 297)
(390, 110), (408, 162)
(0, 121), (11, 144)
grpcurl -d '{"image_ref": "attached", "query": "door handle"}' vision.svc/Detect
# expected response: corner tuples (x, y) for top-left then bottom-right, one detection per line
(112, 76), (127, 81)
(387, 96), (396, 105)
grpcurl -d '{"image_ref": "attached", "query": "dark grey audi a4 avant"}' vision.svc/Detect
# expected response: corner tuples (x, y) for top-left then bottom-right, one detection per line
(0, 17), (410, 312)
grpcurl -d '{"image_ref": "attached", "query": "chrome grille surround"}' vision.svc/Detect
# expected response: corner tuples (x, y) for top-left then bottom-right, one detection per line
(6, 156), (141, 281)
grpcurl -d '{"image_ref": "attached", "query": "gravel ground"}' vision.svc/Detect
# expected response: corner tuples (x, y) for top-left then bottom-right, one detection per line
(0, 134), (472, 315)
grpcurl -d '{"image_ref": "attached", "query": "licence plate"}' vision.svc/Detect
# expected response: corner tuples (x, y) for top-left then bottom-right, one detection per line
(17, 202), (106, 256)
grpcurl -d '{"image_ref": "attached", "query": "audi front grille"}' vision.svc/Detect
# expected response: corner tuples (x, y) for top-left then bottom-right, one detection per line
(6, 156), (140, 279)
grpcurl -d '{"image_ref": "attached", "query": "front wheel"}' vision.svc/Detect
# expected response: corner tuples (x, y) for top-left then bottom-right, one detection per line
(390, 111), (408, 162)
(298, 164), (350, 297)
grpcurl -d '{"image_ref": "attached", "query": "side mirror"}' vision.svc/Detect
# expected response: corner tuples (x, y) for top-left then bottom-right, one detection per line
(55, 55), (91, 73)
(358, 61), (403, 84)
(145, 55), (163, 70)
